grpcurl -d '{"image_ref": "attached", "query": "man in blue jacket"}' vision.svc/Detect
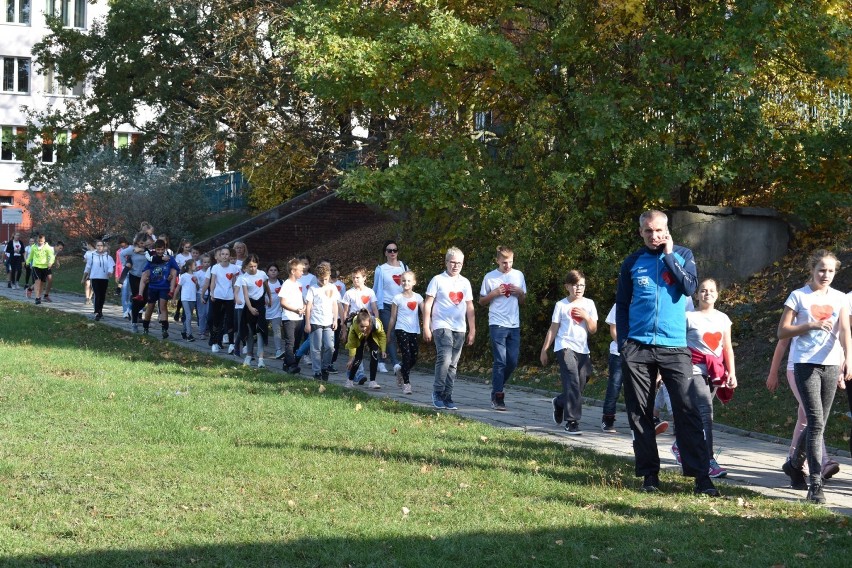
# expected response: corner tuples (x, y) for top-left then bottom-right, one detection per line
(616, 210), (718, 496)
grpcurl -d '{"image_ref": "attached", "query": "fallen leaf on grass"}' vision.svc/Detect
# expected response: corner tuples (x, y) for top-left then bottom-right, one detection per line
(318, 384), (326, 393)
(401, 507), (410, 516)
(355, 403), (363, 411)
(287, 500), (296, 508)
(555, 540), (563, 545)
(480, 436), (488, 443)
(795, 553), (808, 559)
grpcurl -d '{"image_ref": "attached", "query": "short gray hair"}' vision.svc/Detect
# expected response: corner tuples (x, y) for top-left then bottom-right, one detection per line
(639, 210), (668, 227)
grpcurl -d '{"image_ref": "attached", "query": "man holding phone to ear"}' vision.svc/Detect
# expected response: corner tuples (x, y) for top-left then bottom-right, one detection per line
(616, 210), (719, 497)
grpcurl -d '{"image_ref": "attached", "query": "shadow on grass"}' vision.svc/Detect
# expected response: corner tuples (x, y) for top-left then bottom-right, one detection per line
(4, 515), (848, 568)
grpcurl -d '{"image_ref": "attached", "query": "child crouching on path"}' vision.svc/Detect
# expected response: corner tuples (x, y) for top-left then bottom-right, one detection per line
(388, 270), (423, 395)
(345, 309), (387, 390)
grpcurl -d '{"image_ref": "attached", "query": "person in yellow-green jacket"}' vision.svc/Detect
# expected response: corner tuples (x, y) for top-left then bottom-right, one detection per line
(344, 309), (387, 390)
(25, 234), (55, 305)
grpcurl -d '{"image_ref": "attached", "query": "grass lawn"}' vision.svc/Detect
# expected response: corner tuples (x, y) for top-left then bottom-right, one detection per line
(0, 297), (848, 567)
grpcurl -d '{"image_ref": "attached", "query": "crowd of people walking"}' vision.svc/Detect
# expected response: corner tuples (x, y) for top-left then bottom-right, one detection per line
(4, 210), (851, 504)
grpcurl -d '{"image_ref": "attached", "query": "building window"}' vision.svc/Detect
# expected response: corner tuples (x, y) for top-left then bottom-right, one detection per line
(46, 0), (85, 28)
(0, 196), (13, 206)
(41, 129), (70, 163)
(1, 56), (30, 93)
(4, 0), (31, 24)
(1, 125), (26, 161)
(44, 66), (84, 96)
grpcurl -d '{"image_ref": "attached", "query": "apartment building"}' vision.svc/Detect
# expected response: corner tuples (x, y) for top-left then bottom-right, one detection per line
(0, 1), (144, 239)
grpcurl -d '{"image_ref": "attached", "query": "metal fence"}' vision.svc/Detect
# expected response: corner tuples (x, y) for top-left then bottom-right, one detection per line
(202, 171), (249, 213)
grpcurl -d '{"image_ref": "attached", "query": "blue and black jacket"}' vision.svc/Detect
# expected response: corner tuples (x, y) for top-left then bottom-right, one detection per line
(615, 245), (697, 350)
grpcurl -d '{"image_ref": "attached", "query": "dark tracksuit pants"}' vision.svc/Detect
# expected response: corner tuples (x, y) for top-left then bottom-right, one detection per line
(621, 341), (709, 479)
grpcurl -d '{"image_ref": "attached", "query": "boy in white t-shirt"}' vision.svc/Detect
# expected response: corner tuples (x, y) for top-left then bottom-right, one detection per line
(278, 258), (307, 374)
(479, 246), (526, 411)
(423, 247), (475, 410)
(305, 263), (340, 381)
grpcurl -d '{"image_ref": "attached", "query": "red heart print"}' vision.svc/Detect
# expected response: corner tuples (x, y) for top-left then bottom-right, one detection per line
(448, 291), (463, 305)
(255, 279), (263, 287)
(337, 284), (344, 294)
(810, 305), (833, 321)
(702, 331), (722, 352)
(225, 273), (234, 281)
(275, 287), (281, 294)
(570, 308), (583, 323)
(661, 271), (674, 285)
(392, 274), (401, 285)
(407, 301), (417, 310)
(361, 295), (371, 305)
(191, 277), (197, 284)
(299, 286), (303, 293)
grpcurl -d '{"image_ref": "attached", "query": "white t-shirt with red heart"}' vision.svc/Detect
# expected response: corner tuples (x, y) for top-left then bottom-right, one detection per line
(479, 268), (527, 328)
(178, 273), (199, 302)
(392, 292), (424, 334)
(686, 309), (732, 376)
(240, 270), (268, 301)
(374, 262), (406, 305)
(426, 272), (473, 333)
(266, 279), (283, 320)
(343, 286), (377, 315)
(550, 297), (597, 354)
(210, 263), (241, 300)
(306, 284), (341, 326)
(785, 285), (848, 365)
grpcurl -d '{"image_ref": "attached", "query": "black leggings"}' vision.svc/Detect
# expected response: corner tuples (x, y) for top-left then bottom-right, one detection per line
(8, 260), (22, 284)
(348, 335), (380, 382)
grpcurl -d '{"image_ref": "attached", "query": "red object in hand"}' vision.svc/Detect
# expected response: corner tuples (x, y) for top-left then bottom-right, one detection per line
(132, 294), (143, 301)
(167, 291), (174, 299)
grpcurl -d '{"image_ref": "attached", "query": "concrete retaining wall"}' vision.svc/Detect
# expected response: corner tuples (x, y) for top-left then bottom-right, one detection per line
(670, 206), (790, 286)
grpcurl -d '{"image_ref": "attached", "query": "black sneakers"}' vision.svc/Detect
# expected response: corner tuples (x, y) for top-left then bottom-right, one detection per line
(551, 397), (564, 425)
(565, 421), (582, 435)
(492, 392), (507, 411)
(782, 460), (808, 490)
(806, 483), (826, 504)
(694, 476), (720, 497)
(641, 473), (660, 492)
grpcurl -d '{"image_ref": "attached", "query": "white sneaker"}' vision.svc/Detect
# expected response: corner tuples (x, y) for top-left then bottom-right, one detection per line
(394, 363), (403, 386)
(243, 355), (252, 366)
(257, 358), (265, 368)
(211, 345), (220, 353)
(368, 380), (381, 390)
(377, 362), (388, 374)
(222, 334), (229, 344)
(344, 379), (354, 389)
(402, 383), (412, 395)
(274, 349), (283, 359)
(228, 344), (235, 354)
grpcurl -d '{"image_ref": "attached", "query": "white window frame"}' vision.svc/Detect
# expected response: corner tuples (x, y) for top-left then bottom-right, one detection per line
(46, 0), (86, 29)
(1, 125), (26, 162)
(4, 0), (31, 24)
(1, 56), (31, 94)
(43, 65), (84, 97)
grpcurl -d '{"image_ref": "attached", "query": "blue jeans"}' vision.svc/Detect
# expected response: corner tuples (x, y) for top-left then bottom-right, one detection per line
(309, 325), (334, 374)
(433, 328), (465, 401)
(489, 325), (520, 399)
(121, 274), (132, 314)
(379, 304), (398, 366)
(602, 353), (623, 421)
(181, 300), (196, 336)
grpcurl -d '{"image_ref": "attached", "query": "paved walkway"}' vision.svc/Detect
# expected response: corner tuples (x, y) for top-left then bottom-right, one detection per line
(3, 284), (851, 515)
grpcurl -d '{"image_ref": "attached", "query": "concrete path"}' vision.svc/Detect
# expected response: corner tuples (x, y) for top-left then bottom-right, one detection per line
(4, 284), (851, 515)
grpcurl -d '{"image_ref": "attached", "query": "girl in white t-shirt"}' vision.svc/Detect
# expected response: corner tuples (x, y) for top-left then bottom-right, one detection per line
(388, 270), (423, 394)
(678, 278), (737, 479)
(175, 259), (199, 341)
(540, 270), (598, 435)
(266, 264), (284, 359)
(194, 254), (211, 339)
(777, 250), (852, 504)
(240, 254), (271, 368)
